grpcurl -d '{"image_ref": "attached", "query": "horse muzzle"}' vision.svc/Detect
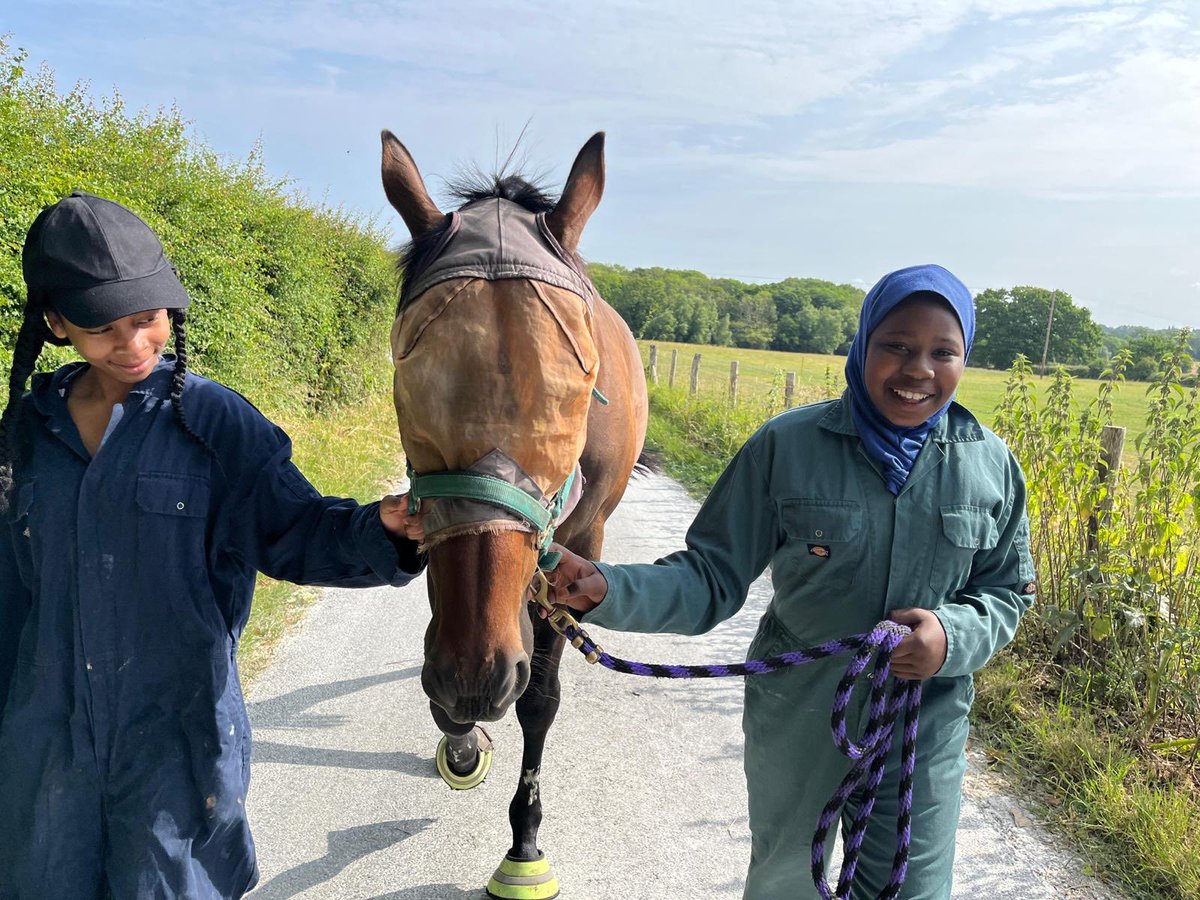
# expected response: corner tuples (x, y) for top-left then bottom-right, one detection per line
(421, 651), (531, 723)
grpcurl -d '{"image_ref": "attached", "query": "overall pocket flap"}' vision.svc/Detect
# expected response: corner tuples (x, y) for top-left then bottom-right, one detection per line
(780, 499), (863, 543)
(939, 505), (998, 550)
(137, 474), (210, 518)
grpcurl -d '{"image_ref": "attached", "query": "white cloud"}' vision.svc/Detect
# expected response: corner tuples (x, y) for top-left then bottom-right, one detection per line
(657, 3), (1200, 198)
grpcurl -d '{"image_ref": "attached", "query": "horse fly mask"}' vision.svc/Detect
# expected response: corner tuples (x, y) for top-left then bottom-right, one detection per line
(391, 197), (596, 553)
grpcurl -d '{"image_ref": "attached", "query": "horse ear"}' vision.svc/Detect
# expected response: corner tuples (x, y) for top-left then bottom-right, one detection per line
(546, 132), (605, 255)
(380, 130), (446, 238)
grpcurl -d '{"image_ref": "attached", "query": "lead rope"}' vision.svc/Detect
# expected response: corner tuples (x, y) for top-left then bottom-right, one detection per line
(532, 574), (921, 899)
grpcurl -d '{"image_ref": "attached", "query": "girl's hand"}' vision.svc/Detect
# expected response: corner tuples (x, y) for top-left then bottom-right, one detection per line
(379, 493), (427, 543)
(537, 543), (608, 616)
(887, 607), (947, 681)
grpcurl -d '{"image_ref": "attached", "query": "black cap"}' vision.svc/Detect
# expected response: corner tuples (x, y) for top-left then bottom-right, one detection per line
(22, 192), (191, 328)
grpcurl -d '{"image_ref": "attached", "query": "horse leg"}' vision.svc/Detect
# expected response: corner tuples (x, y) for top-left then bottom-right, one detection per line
(486, 613), (566, 899)
(429, 702), (494, 790)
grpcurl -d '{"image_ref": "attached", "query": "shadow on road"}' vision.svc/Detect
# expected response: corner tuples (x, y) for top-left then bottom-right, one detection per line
(247, 665), (423, 728)
(251, 739), (438, 777)
(251, 819), (434, 899)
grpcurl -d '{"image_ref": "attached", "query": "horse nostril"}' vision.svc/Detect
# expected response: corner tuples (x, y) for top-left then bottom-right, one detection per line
(512, 655), (531, 698)
(421, 661), (459, 711)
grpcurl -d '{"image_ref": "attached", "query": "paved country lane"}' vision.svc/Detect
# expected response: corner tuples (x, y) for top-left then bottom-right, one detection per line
(246, 471), (1123, 899)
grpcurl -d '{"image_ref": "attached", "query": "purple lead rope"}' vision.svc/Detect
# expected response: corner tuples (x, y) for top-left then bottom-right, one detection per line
(555, 617), (922, 900)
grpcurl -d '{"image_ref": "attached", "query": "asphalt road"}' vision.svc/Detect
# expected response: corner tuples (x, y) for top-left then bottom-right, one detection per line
(246, 471), (1123, 899)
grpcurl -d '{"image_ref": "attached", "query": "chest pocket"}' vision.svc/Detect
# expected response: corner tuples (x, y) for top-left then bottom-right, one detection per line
(930, 505), (998, 598)
(778, 498), (865, 592)
(137, 474), (211, 572)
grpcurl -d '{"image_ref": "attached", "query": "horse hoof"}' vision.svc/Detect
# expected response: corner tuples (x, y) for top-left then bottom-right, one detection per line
(435, 726), (493, 790)
(486, 852), (560, 899)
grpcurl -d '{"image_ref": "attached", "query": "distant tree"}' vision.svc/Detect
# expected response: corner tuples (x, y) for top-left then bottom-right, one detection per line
(766, 278), (861, 353)
(1123, 332), (1178, 381)
(586, 262), (861, 352)
(1101, 324), (1200, 363)
(973, 287), (1102, 370)
(712, 313), (732, 346)
(728, 291), (777, 349)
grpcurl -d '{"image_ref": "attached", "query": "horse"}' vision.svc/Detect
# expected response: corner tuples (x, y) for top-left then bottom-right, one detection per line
(380, 130), (648, 898)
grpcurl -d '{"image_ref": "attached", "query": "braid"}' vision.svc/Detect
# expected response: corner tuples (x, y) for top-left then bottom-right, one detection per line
(0, 303), (52, 514)
(168, 309), (213, 456)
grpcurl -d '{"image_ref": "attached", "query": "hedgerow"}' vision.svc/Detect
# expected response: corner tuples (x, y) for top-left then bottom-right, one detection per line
(0, 39), (397, 412)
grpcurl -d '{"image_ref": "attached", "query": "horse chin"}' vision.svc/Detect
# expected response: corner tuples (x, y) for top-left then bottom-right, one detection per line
(423, 654), (531, 724)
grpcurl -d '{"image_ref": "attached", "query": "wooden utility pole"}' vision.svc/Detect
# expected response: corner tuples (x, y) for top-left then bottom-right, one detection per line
(1039, 293), (1058, 376)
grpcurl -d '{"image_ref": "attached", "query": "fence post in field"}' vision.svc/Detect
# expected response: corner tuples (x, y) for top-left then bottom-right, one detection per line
(729, 360), (739, 405)
(785, 372), (796, 409)
(648, 344), (658, 384)
(1087, 424), (1127, 554)
(690, 353), (701, 396)
(669, 348), (678, 388)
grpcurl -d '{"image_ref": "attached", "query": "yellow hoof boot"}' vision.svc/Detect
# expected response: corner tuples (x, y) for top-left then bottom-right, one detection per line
(435, 731), (492, 790)
(486, 853), (560, 899)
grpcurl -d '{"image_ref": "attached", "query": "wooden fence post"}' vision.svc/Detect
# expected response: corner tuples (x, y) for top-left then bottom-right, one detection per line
(1087, 424), (1126, 553)
(784, 372), (796, 409)
(729, 360), (739, 405)
(669, 348), (678, 389)
(690, 353), (701, 396)
(648, 344), (658, 384)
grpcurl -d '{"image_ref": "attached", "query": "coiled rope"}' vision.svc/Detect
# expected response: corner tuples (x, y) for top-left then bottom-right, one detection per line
(549, 606), (922, 900)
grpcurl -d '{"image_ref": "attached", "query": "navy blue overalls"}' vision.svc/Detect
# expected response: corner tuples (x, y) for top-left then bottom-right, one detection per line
(0, 359), (422, 899)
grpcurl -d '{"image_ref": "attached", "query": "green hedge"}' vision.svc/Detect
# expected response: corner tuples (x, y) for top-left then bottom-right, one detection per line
(0, 40), (398, 412)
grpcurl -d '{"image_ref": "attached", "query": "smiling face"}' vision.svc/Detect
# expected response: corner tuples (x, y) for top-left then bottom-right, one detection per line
(47, 308), (171, 391)
(864, 293), (966, 428)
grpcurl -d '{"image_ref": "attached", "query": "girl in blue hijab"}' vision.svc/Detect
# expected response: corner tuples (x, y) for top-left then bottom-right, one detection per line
(845, 264), (976, 495)
(542, 262), (1034, 899)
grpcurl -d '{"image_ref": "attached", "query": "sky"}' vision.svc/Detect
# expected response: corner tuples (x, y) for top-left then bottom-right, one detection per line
(5, 0), (1199, 329)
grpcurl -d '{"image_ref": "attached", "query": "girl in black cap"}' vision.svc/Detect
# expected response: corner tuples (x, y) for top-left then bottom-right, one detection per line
(0, 193), (426, 899)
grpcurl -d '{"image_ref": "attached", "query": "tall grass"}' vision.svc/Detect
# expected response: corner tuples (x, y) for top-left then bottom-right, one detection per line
(239, 391), (404, 682)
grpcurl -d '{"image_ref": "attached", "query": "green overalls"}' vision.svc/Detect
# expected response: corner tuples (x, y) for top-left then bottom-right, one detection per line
(586, 396), (1035, 899)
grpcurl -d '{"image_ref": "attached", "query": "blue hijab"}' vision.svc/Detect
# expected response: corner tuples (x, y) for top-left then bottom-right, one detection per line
(844, 264), (975, 495)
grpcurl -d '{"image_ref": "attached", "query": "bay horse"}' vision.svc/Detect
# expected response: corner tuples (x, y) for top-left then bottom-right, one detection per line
(380, 130), (648, 898)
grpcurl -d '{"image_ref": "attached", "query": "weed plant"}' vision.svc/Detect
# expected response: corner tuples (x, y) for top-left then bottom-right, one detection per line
(985, 334), (1200, 898)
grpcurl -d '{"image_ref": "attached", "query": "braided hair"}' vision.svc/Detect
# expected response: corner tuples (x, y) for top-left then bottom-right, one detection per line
(0, 298), (208, 514)
(167, 308), (211, 455)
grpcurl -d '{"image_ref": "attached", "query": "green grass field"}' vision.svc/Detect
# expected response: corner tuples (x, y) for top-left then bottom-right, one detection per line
(640, 340), (1157, 458)
(239, 391), (404, 682)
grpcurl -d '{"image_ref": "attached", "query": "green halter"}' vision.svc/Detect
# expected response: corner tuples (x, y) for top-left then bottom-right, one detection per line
(406, 462), (576, 569)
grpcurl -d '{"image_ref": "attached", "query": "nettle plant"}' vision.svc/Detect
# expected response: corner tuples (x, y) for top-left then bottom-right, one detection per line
(994, 333), (1200, 744)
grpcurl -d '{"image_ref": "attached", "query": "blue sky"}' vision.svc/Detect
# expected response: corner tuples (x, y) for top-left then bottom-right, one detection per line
(5, 0), (1198, 328)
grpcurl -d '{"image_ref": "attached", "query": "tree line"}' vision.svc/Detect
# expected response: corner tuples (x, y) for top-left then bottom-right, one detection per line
(588, 264), (1198, 381)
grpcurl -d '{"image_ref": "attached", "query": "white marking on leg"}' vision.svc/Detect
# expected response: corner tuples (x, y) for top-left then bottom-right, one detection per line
(523, 767), (540, 805)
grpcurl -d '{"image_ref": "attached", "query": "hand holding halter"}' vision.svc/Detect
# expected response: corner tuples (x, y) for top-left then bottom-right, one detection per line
(530, 568), (604, 664)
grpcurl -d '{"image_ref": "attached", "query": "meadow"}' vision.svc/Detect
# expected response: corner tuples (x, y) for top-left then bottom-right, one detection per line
(639, 339), (1157, 458)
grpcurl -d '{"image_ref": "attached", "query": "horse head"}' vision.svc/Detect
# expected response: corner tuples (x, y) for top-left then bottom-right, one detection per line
(382, 131), (607, 724)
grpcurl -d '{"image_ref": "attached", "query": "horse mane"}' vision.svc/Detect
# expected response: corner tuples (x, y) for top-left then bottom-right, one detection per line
(396, 168), (560, 310)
